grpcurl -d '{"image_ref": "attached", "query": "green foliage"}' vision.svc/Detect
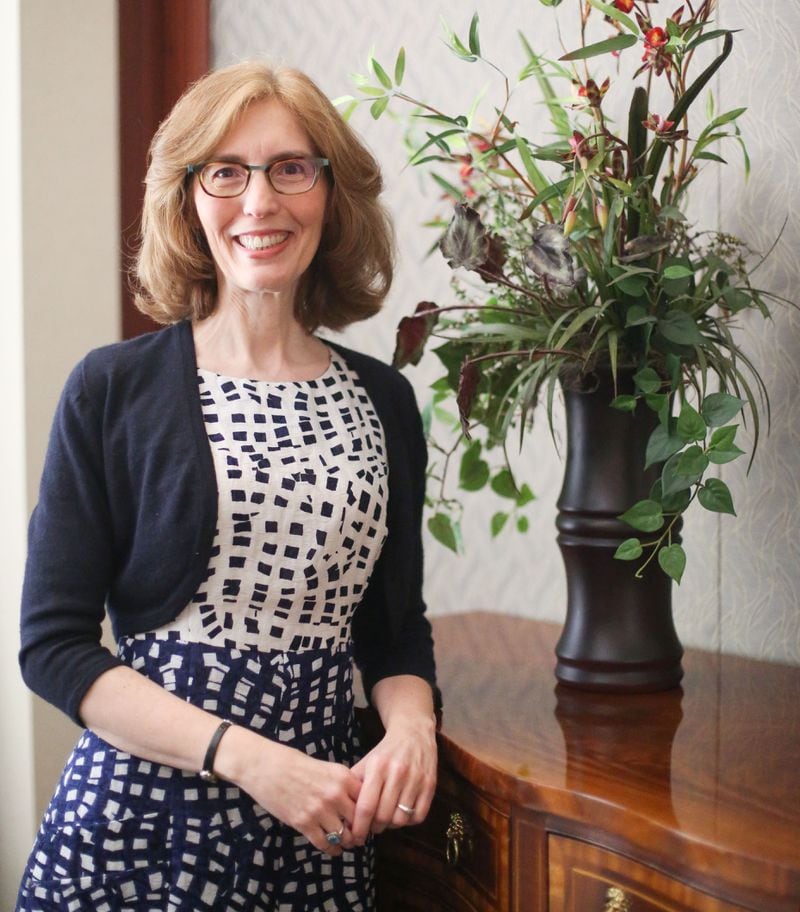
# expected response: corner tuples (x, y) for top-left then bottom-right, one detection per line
(346, 2), (788, 577)
(616, 390), (744, 577)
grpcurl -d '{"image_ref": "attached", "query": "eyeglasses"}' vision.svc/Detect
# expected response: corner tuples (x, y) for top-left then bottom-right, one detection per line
(187, 156), (330, 198)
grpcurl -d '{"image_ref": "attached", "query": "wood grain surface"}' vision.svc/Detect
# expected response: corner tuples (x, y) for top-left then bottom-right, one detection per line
(424, 612), (800, 910)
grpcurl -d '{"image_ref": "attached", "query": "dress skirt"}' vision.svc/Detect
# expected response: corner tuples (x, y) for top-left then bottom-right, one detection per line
(16, 634), (374, 912)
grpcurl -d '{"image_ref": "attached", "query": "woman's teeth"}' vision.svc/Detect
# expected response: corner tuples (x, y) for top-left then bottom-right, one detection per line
(238, 232), (289, 250)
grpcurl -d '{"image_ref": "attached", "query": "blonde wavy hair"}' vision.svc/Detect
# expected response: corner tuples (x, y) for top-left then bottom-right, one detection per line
(134, 60), (394, 330)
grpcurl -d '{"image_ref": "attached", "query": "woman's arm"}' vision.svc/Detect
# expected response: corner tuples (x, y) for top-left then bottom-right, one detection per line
(348, 673), (437, 845)
(80, 665), (363, 855)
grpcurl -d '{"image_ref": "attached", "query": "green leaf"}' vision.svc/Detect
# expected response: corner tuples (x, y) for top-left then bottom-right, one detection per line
(698, 477), (736, 515)
(444, 21), (478, 61)
(644, 393), (669, 425)
(468, 12), (481, 55)
(517, 516), (530, 533)
(634, 367), (661, 395)
(657, 311), (704, 345)
(662, 487), (692, 514)
(661, 256), (694, 299)
(357, 85), (389, 97)
(588, 0), (638, 34)
(516, 483), (535, 507)
(421, 401), (433, 437)
(706, 106), (747, 131)
(370, 57), (393, 89)
(694, 151), (727, 164)
(370, 96), (390, 119)
(661, 452), (702, 496)
(646, 425), (685, 468)
(709, 425), (737, 448)
(677, 402), (707, 441)
(614, 538), (643, 561)
(707, 425), (745, 464)
(618, 499), (664, 533)
(625, 305), (656, 327)
(516, 137), (549, 193)
(460, 443), (490, 491)
(394, 47), (406, 85)
(721, 286), (753, 313)
(676, 444), (709, 476)
(611, 394), (637, 411)
(662, 264), (694, 279)
(560, 33), (638, 61)
(701, 392), (745, 427)
(428, 513), (458, 552)
(658, 544), (687, 583)
(491, 511), (509, 537)
(490, 468), (517, 499)
(708, 444), (745, 465)
(616, 273), (650, 297)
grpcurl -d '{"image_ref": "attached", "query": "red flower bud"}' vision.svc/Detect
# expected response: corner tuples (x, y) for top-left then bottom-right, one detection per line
(614, 0), (634, 11)
(563, 210), (578, 237)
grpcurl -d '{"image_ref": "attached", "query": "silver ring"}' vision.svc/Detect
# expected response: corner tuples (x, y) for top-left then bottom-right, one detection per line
(397, 802), (415, 815)
(325, 822), (345, 845)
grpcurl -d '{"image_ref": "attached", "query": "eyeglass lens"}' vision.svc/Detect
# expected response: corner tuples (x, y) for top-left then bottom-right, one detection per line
(199, 157), (321, 197)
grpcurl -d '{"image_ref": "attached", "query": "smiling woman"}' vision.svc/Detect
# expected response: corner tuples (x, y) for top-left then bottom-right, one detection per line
(16, 60), (438, 912)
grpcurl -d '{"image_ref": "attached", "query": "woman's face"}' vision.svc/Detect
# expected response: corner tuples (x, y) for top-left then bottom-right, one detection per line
(192, 98), (328, 308)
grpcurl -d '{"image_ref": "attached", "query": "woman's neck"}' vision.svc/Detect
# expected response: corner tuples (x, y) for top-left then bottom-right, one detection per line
(192, 295), (330, 382)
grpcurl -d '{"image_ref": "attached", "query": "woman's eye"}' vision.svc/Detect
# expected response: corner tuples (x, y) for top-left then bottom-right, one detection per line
(207, 163), (246, 183)
(273, 159), (311, 180)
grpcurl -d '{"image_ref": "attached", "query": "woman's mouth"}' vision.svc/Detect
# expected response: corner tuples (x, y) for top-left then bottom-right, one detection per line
(236, 232), (290, 250)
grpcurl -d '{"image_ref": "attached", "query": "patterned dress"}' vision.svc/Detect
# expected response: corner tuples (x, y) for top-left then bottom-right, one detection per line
(17, 351), (388, 911)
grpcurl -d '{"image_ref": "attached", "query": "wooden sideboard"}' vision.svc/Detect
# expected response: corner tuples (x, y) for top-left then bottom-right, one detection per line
(362, 613), (800, 911)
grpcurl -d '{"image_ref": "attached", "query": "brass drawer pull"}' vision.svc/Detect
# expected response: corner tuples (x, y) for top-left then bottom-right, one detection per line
(604, 886), (632, 912)
(445, 811), (474, 866)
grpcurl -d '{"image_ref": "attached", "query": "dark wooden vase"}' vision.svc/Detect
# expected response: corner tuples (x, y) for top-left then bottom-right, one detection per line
(555, 370), (684, 692)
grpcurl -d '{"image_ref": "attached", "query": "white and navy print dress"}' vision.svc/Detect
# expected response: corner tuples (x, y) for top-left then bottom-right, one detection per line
(17, 351), (388, 911)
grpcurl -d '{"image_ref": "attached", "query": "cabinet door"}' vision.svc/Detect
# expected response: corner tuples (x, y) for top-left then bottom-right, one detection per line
(548, 835), (750, 912)
(375, 766), (510, 912)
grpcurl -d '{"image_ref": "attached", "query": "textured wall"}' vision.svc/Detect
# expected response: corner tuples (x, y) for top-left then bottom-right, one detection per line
(211, 0), (800, 664)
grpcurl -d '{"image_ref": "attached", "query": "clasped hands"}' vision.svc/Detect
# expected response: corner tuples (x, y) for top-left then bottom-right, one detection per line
(230, 715), (437, 856)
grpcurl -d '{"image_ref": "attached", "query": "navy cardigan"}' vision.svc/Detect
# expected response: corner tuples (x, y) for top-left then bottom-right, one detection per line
(19, 321), (437, 725)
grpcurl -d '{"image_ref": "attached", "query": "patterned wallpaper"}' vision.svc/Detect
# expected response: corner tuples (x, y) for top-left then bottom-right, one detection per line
(211, 0), (800, 664)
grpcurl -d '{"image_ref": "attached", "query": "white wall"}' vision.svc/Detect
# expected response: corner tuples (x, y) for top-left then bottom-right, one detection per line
(212, 0), (800, 665)
(0, 2), (118, 903)
(0, 0), (34, 900)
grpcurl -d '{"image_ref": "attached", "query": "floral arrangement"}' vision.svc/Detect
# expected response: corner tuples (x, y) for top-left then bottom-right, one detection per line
(343, 0), (788, 582)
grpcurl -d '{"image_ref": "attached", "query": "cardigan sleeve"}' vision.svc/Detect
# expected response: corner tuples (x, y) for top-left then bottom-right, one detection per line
(353, 374), (441, 710)
(19, 360), (123, 725)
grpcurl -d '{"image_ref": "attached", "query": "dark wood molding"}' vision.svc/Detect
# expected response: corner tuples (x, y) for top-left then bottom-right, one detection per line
(118, 0), (210, 339)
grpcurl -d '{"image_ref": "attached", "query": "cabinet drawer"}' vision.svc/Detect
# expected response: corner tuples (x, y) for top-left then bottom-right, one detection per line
(548, 835), (750, 912)
(376, 766), (510, 911)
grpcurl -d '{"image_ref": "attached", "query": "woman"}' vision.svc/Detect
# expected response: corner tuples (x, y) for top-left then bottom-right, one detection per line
(17, 60), (438, 911)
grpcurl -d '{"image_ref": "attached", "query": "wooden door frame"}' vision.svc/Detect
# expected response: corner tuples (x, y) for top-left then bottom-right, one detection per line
(118, 0), (210, 339)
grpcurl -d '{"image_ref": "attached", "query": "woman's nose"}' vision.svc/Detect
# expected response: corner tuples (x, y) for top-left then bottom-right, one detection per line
(242, 170), (281, 217)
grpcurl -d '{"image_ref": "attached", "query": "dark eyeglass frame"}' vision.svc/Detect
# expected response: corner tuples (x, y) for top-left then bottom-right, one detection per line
(186, 156), (331, 198)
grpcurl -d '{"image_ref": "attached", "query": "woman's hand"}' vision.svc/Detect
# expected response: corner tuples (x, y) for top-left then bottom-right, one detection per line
(348, 675), (438, 845)
(217, 727), (363, 855)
